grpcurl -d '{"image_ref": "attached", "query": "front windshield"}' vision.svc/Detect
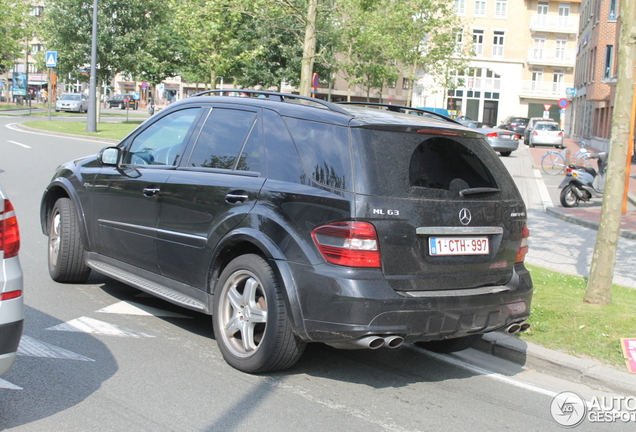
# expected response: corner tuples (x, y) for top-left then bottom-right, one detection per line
(61, 94), (81, 100)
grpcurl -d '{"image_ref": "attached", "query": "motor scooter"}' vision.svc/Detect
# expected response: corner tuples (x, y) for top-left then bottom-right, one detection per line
(559, 152), (608, 207)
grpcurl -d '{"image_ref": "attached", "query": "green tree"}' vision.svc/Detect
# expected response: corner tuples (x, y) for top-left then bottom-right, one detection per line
(0, 1), (32, 74)
(38, 0), (178, 88)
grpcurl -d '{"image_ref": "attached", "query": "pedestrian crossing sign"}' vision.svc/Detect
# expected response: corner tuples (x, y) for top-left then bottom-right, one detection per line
(45, 51), (58, 68)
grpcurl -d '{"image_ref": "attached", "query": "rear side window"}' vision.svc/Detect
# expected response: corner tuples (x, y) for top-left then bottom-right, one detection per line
(352, 129), (504, 198)
(284, 117), (352, 191)
(188, 108), (260, 171)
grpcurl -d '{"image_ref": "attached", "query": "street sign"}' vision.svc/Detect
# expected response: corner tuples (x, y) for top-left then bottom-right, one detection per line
(141, 81), (148, 89)
(543, 104), (552, 111)
(566, 87), (576, 96)
(45, 51), (58, 68)
(558, 98), (569, 109)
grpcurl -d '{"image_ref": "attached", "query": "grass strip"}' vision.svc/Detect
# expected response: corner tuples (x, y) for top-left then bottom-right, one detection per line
(23, 120), (142, 140)
(521, 264), (636, 368)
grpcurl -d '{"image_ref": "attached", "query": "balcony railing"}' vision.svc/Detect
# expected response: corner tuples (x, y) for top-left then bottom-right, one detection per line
(519, 80), (573, 98)
(527, 48), (576, 67)
(529, 14), (579, 34)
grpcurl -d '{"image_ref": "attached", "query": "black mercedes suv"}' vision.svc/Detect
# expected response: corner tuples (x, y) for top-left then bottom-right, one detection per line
(40, 91), (532, 373)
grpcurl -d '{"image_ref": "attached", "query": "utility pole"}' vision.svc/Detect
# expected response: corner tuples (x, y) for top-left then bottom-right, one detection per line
(86, 0), (98, 133)
(585, 0), (636, 304)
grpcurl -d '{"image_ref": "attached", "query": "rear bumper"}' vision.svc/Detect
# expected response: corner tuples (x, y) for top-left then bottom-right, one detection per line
(286, 261), (533, 344)
(0, 320), (23, 376)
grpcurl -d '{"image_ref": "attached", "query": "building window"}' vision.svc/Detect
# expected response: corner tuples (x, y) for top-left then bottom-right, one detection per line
(558, 3), (570, 26)
(609, 0), (617, 21)
(533, 35), (546, 59)
(537, 1), (549, 25)
(555, 37), (567, 60)
(453, 29), (464, 55)
(402, 78), (411, 90)
(495, 0), (507, 18)
(604, 45), (614, 79)
(474, 0), (486, 16)
(492, 31), (504, 57)
(472, 30), (484, 56)
(553, 69), (565, 93)
(532, 68), (544, 92)
(454, 0), (466, 15)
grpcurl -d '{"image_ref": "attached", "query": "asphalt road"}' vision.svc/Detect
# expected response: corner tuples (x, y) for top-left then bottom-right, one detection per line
(1, 116), (633, 431)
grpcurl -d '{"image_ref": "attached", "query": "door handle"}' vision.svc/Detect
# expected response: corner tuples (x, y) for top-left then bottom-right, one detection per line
(143, 187), (161, 197)
(225, 192), (249, 204)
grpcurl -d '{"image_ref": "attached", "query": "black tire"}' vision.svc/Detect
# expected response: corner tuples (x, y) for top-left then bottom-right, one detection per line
(499, 151), (512, 157)
(213, 254), (305, 373)
(48, 198), (91, 283)
(560, 184), (579, 207)
(415, 334), (482, 353)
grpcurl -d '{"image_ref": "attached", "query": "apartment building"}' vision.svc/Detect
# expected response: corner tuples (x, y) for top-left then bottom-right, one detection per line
(422, 0), (579, 128)
(570, 0), (619, 151)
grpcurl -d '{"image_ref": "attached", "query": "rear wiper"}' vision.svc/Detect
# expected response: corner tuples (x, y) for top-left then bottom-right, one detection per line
(459, 187), (501, 197)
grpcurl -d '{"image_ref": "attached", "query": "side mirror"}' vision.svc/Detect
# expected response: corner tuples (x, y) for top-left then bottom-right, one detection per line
(99, 147), (120, 166)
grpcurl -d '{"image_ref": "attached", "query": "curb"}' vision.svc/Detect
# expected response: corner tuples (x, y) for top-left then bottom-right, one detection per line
(474, 332), (636, 396)
(545, 206), (636, 240)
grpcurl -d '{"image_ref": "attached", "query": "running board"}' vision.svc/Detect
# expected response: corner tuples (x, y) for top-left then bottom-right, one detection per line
(86, 259), (208, 313)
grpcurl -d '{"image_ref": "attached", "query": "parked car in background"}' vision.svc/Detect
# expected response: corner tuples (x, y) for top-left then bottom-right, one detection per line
(417, 107), (452, 118)
(459, 121), (519, 156)
(524, 117), (555, 142)
(55, 93), (89, 113)
(0, 183), (24, 377)
(107, 94), (138, 110)
(499, 116), (529, 138)
(40, 91), (532, 374)
(528, 121), (564, 148)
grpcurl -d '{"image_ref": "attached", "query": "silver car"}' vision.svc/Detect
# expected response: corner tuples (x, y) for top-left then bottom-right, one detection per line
(55, 93), (89, 113)
(459, 121), (519, 156)
(0, 183), (24, 377)
(528, 121), (564, 148)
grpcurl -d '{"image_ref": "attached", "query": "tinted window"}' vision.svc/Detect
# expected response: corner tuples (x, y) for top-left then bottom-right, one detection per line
(536, 123), (560, 131)
(125, 108), (201, 165)
(284, 117), (352, 191)
(352, 129), (503, 198)
(263, 110), (304, 183)
(189, 108), (258, 170)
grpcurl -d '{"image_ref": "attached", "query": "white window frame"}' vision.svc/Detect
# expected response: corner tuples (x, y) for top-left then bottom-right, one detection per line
(454, 0), (466, 15)
(492, 31), (505, 57)
(473, 30), (485, 56)
(495, 0), (507, 18)
(474, 0), (487, 16)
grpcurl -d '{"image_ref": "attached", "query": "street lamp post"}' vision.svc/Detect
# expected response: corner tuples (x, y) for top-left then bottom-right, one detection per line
(86, 0), (98, 133)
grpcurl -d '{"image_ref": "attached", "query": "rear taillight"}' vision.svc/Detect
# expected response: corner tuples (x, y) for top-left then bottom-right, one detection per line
(515, 223), (530, 263)
(312, 221), (381, 268)
(558, 132), (563, 136)
(485, 132), (498, 138)
(533, 131), (539, 135)
(0, 199), (20, 258)
(0, 290), (22, 301)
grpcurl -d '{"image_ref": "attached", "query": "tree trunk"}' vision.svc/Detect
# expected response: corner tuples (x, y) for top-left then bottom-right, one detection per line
(299, 0), (318, 97)
(585, 0), (636, 304)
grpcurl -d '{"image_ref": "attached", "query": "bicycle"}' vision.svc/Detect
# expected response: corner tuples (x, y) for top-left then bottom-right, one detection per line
(540, 141), (590, 175)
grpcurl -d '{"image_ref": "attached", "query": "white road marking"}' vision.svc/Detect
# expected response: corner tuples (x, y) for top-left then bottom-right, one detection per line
(97, 301), (192, 318)
(534, 168), (554, 211)
(18, 336), (95, 361)
(0, 378), (22, 390)
(409, 345), (558, 397)
(7, 140), (31, 149)
(47, 316), (155, 338)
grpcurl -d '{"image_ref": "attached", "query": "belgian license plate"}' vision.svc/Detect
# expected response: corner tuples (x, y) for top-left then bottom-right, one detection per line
(501, 135), (511, 139)
(429, 237), (489, 256)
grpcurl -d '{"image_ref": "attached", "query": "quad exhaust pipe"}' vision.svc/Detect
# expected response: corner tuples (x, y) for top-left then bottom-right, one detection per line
(326, 335), (404, 350)
(505, 321), (531, 334)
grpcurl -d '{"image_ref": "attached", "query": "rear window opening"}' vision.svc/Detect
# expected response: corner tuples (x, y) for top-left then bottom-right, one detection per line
(352, 130), (504, 198)
(408, 137), (496, 191)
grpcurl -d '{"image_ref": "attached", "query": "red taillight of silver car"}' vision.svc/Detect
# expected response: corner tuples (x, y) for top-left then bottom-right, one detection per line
(0, 199), (20, 258)
(312, 221), (381, 268)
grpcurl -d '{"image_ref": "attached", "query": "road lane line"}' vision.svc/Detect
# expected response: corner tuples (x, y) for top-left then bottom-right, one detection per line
(409, 345), (558, 398)
(7, 140), (31, 149)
